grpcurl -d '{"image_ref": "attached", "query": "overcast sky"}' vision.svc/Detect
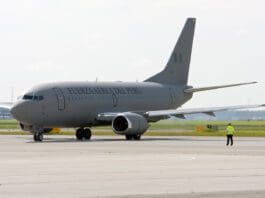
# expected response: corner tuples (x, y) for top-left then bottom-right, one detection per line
(0, 0), (264, 108)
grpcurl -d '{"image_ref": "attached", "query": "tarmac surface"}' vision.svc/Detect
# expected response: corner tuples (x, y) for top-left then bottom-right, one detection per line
(0, 135), (265, 198)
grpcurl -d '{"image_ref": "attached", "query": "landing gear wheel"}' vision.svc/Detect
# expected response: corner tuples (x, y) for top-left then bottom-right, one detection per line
(76, 128), (92, 140)
(76, 128), (84, 140)
(83, 128), (92, 140)
(33, 132), (43, 142)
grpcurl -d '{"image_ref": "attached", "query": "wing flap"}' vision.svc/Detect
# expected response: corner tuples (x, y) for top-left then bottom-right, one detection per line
(172, 114), (186, 119)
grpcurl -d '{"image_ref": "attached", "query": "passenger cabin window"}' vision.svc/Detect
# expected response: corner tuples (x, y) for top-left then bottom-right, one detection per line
(22, 95), (44, 101)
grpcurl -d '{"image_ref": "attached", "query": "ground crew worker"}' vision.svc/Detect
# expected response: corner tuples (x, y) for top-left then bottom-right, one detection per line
(226, 123), (235, 146)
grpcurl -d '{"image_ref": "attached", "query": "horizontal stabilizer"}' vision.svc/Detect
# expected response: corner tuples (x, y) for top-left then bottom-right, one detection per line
(184, 82), (257, 93)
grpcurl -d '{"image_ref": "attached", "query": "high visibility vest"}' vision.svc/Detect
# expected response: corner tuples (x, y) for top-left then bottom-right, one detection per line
(226, 126), (235, 135)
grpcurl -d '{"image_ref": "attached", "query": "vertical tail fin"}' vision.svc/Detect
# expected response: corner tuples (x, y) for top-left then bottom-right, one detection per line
(145, 18), (196, 85)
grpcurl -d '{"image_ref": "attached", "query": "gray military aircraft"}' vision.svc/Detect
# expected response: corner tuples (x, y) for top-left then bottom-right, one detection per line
(3, 18), (263, 141)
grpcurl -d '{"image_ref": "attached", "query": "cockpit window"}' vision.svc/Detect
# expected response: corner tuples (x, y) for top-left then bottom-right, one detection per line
(22, 95), (44, 101)
(23, 95), (33, 100)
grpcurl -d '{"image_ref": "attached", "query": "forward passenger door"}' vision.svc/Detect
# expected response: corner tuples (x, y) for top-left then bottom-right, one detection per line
(53, 88), (65, 111)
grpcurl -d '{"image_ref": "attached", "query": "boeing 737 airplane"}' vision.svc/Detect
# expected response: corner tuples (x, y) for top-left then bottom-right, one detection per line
(1, 18), (263, 141)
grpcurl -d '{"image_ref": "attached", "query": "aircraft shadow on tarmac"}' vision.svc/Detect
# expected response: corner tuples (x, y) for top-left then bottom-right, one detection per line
(24, 136), (230, 143)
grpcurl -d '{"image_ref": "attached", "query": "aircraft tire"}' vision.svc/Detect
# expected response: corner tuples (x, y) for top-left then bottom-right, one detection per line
(33, 132), (43, 142)
(83, 128), (92, 140)
(76, 128), (84, 140)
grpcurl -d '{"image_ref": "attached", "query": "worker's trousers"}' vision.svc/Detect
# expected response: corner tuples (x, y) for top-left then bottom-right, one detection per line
(226, 135), (233, 146)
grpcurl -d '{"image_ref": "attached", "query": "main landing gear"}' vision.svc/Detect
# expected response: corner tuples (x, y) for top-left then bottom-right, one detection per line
(76, 128), (92, 140)
(125, 134), (141, 140)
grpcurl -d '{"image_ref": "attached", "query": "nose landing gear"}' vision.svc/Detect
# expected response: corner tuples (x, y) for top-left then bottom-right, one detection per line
(76, 128), (92, 140)
(33, 132), (43, 142)
(32, 126), (44, 142)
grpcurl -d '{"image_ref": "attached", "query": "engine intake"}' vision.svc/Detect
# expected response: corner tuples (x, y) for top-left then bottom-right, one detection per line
(112, 113), (149, 135)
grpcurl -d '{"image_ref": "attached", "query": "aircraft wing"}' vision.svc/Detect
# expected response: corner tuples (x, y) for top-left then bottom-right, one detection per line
(97, 111), (146, 122)
(146, 104), (265, 119)
(97, 104), (265, 121)
(97, 112), (120, 121)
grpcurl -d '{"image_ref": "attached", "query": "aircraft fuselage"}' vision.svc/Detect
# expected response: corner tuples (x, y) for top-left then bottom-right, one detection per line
(11, 82), (192, 128)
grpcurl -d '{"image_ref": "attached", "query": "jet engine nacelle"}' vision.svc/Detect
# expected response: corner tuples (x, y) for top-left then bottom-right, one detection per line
(112, 113), (149, 135)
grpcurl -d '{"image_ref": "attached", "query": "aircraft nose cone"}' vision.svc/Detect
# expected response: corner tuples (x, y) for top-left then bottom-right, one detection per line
(10, 102), (26, 121)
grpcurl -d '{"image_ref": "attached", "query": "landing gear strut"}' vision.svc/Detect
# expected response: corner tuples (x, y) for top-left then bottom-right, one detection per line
(76, 128), (92, 140)
(125, 134), (141, 140)
(32, 126), (44, 142)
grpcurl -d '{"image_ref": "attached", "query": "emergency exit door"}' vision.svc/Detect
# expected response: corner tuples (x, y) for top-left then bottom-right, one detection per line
(53, 88), (65, 111)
